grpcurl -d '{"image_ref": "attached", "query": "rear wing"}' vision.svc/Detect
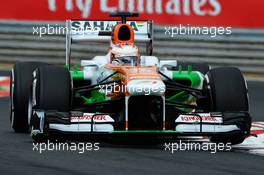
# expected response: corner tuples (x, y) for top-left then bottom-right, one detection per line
(66, 20), (153, 66)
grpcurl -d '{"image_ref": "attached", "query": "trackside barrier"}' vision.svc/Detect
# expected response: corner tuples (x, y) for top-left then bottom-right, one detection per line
(0, 21), (264, 74)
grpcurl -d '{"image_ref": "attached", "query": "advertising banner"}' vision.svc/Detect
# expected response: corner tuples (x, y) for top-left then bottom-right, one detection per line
(0, 0), (263, 28)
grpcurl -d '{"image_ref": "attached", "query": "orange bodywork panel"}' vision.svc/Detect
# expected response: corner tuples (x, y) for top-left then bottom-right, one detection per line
(105, 64), (161, 96)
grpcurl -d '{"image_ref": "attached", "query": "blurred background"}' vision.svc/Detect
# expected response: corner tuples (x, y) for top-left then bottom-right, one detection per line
(0, 0), (263, 80)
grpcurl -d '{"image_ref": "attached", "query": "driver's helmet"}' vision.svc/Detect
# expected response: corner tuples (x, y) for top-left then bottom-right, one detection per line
(111, 42), (139, 66)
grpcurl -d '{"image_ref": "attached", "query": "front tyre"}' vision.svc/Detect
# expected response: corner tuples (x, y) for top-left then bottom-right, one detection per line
(29, 65), (72, 142)
(32, 65), (72, 111)
(10, 62), (47, 133)
(207, 67), (248, 112)
(206, 67), (250, 144)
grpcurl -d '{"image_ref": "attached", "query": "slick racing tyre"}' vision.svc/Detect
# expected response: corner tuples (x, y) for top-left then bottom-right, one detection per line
(207, 67), (248, 112)
(206, 67), (249, 144)
(173, 61), (210, 75)
(29, 65), (72, 142)
(10, 62), (47, 133)
(31, 65), (72, 111)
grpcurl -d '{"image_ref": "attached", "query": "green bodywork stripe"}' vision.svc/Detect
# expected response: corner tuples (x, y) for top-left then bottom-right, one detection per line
(70, 65), (84, 80)
(172, 71), (201, 88)
(167, 70), (202, 112)
(70, 70), (84, 80)
(81, 90), (106, 104)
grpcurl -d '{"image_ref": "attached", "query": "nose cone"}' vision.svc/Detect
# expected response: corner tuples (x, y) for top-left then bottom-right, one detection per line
(126, 80), (165, 96)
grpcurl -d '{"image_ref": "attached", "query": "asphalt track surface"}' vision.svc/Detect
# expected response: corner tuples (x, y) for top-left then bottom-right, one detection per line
(0, 70), (264, 175)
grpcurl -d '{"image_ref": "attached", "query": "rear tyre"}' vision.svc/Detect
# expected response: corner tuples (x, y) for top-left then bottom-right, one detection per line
(206, 67), (249, 144)
(10, 62), (47, 133)
(29, 65), (72, 142)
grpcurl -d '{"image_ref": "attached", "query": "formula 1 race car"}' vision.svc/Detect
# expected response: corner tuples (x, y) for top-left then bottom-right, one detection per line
(10, 12), (251, 144)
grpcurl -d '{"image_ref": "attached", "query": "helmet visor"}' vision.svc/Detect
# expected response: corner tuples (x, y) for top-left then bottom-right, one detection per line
(115, 56), (138, 66)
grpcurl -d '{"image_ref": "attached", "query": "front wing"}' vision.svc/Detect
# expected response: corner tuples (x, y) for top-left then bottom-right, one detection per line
(30, 110), (251, 139)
